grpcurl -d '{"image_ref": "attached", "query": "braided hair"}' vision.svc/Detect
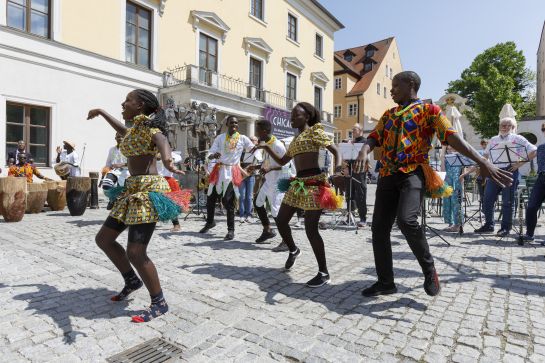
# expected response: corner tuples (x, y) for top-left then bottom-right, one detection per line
(133, 89), (168, 136)
(294, 102), (321, 126)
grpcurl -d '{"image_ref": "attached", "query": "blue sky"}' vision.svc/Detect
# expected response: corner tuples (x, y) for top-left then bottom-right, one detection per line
(320, 0), (544, 100)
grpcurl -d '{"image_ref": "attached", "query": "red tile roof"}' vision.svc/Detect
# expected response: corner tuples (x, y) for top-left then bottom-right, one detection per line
(334, 37), (394, 96)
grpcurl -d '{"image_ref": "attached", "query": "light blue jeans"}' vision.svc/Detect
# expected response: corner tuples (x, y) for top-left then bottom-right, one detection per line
(239, 175), (255, 218)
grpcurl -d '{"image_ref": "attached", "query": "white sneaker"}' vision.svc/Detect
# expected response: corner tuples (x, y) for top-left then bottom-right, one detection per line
(239, 217), (245, 223)
(293, 220), (302, 228)
(246, 216), (255, 224)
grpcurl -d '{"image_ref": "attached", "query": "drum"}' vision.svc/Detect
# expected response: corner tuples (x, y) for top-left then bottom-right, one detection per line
(0, 177), (27, 222)
(46, 180), (67, 211)
(67, 176), (91, 216)
(54, 162), (71, 179)
(26, 183), (48, 213)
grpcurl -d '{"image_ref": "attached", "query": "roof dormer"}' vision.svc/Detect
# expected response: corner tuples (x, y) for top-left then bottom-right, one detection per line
(343, 49), (356, 62)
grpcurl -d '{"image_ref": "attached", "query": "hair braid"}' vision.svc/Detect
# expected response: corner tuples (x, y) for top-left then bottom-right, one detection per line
(133, 89), (169, 136)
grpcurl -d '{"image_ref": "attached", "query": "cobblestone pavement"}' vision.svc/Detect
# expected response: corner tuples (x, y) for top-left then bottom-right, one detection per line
(1, 185), (545, 362)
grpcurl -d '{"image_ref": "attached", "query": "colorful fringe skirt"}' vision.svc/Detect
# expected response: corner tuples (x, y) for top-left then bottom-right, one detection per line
(106, 175), (191, 225)
(277, 173), (343, 211)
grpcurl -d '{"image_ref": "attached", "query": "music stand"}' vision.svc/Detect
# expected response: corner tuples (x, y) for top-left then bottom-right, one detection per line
(331, 143), (364, 233)
(184, 152), (208, 221)
(445, 153), (476, 236)
(489, 141), (530, 242)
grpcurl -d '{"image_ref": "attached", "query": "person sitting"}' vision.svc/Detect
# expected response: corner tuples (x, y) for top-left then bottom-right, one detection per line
(7, 140), (32, 164)
(8, 153), (51, 183)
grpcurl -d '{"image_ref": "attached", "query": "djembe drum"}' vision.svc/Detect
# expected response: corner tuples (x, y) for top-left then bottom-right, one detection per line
(46, 180), (67, 211)
(26, 183), (48, 213)
(67, 176), (91, 216)
(0, 177), (27, 222)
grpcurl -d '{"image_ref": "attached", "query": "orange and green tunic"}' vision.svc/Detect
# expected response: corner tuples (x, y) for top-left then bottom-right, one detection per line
(8, 163), (44, 183)
(368, 100), (457, 197)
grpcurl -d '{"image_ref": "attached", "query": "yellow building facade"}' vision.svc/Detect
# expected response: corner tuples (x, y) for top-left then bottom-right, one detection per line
(0, 0), (343, 174)
(332, 37), (402, 142)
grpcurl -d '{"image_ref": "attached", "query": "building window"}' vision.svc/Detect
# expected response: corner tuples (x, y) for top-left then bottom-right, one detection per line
(249, 57), (263, 99)
(334, 132), (341, 144)
(250, 0), (263, 20)
(384, 86), (387, 98)
(126, 1), (152, 68)
(334, 105), (342, 118)
(335, 77), (342, 90)
(6, 102), (50, 166)
(287, 13), (297, 42)
(385, 64), (388, 76)
(348, 103), (358, 117)
(366, 49), (374, 58)
(364, 63), (372, 72)
(314, 87), (322, 112)
(199, 33), (218, 82)
(286, 72), (297, 101)
(7, 0), (51, 38)
(377, 82), (381, 95)
(315, 33), (323, 58)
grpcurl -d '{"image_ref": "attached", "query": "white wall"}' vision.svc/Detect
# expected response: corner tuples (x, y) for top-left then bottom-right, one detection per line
(0, 27), (162, 178)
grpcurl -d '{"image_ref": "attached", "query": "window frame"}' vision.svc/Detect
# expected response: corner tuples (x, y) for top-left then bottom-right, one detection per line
(364, 63), (372, 72)
(250, 0), (264, 21)
(377, 82), (381, 95)
(314, 86), (323, 112)
(315, 33), (323, 58)
(333, 105), (342, 119)
(6, 101), (51, 167)
(286, 71), (297, 101)
(334, 77), (342, 90)
(348, 103), (358, 117)
(125, 1), (152, 69)
(6, 0), (51, 38)
(287, 12), (298, 42)
(384, 86), (387, 99)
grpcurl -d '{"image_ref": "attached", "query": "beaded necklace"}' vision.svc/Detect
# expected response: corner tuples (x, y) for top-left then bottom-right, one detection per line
(224, 132), (240, 153)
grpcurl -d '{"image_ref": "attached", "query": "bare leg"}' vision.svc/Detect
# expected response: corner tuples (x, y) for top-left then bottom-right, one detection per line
(95, 225), (131, 273)
(126, 243), (162, 296)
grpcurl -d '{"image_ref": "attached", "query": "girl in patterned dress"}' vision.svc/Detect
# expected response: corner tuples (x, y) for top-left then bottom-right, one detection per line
(87, 89), (186, 323)
(255, 102), (343, 288)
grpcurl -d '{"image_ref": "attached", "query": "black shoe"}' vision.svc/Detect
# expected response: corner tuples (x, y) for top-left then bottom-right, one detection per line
(285, 248), (301, 271)
(255, 230), (276, 244)
(496, 229), (509, 237)
(224, 230), (235, 241)
(361, 281), (397, 297)
(474, 225), (494, 233)
(199, 222), (216, 233)
(522, 235), (535, 242)
(306, 272), (331, 288)
(424, 268), (441, 296)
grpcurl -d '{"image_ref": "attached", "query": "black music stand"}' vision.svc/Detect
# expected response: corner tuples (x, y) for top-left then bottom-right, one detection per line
(184, 153), (208, 220)
(489, 141), (529, 242)
(331, 143), (364, 233)
(445, 153), (476, 236)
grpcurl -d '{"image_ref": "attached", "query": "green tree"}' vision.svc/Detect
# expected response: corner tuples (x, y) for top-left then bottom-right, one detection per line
(447, 42), (535, 138)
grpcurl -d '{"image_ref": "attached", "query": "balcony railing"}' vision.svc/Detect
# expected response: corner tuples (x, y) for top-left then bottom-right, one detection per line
(163, 65), (332, 123)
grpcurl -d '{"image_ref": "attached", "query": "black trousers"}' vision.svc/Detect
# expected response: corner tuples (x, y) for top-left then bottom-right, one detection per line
(371, 169), (435, 284)
(254, 198), (270, 227)
(206, 184), (236, 231)
(346, 172), (368, 221)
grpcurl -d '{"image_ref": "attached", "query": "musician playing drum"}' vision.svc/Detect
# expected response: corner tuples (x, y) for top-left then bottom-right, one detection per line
(55, 141), (80, 179)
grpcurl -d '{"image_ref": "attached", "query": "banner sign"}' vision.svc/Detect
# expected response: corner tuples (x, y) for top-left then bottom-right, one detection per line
(263, 106), (297, 139)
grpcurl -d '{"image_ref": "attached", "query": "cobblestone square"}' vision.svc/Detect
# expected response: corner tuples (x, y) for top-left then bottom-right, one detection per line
(1, 185), (545, 362)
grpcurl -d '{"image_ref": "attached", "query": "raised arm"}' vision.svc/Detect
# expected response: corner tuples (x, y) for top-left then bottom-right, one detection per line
(87, 109), (128, 135)
(255, 143), (292, 166)
(152, 133), (184, 175)
(447, 133), (512, 188)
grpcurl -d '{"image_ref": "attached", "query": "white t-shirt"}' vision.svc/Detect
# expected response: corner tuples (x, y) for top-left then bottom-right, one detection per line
(59, 151), (81, 177)
(485, 133), (537, 168)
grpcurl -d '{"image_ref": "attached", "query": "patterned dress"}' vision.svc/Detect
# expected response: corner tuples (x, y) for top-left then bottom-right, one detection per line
(280, 123), (342, 210)
(442, 162), (462, 225)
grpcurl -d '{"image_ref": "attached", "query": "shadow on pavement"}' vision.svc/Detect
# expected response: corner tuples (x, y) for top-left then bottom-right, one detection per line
(66, 219), (105, 227)
(9, 284), (131, 345)
(183, 239), (269, 251)
(180, 263), (425, 320)
(518, 255), (545, 262)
